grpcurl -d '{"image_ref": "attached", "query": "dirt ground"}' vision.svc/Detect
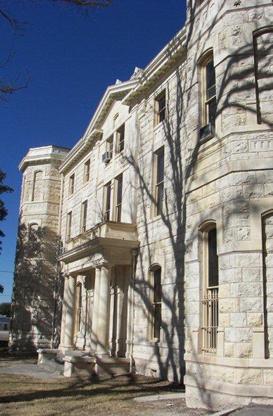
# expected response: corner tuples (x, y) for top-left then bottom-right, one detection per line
(0, 353), (211, 416)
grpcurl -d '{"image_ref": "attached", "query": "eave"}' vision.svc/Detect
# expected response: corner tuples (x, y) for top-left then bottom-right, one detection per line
(59, 79), (138, 174)
(123, 27), (187, 106)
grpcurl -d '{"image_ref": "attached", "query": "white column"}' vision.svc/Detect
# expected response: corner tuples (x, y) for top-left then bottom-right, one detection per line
(60, 274), (75, 351)
(91, 267), (101, 352)
(96, 265), (111, 356)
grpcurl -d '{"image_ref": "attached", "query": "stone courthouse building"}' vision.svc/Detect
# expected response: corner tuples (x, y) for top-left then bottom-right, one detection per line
(10, 0), (273, 410)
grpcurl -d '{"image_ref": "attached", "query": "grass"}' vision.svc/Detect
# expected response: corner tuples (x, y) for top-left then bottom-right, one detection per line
(0, 355), (209, 416)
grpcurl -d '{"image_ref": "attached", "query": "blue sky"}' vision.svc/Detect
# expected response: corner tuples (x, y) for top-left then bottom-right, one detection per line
(0, 0), (186, 303)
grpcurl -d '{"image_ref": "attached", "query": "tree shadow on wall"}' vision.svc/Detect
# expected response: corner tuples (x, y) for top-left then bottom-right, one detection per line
(10, 222), (64, 352)
(124, 0), (273, 408)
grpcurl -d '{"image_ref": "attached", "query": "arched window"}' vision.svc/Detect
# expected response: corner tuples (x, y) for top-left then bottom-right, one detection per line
(150, 265), (162, 341)
(32, 171), (43, 201)
(253, 26), (273, 124)
(200, 222), (219, 353)
(199, 50), (216, 140)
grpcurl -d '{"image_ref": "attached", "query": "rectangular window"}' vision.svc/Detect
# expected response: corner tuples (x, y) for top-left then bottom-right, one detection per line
(114, 174), (123, 222)
(154, 147), (165, 216)
(201, 226), (219, 354)
(81, 200), (88, 233)
(152, 267), (162, 340)
(66, 211), (72, 241)
(200, 53), (216, 139)
(106, 135), (113, 159)
(84, 159), (90, 183)
(104, 181), (111, 221)
(155, 90), (166, 125)
(116, 124), (125, 153)
(69, 174), (75, 195)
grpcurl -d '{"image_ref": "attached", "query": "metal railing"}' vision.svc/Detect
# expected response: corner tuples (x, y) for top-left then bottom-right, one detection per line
(201, 287), (218, 353)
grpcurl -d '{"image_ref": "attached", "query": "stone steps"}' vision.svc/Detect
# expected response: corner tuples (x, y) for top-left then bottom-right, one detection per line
(95, 356), (131, 378)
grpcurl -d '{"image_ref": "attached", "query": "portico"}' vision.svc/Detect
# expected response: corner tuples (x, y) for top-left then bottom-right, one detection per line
(58, 221), (138, 360)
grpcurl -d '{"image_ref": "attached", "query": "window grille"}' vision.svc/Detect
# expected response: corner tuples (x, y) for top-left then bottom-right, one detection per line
(201, 287), (218, 353)
(201, 226), (219, 353)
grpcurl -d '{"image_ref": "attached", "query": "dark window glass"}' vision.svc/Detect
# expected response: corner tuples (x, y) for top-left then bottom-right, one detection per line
(117, 124), (125, 153)
(153, 267), (162, 340)
(208, 228), (219, 287)
(155, 91), (166, 124)
(106, 136), (113, 159)
(84, 160), (90, 182)
(69, 174), (75, 195)
(155, 147), (164, 215)
(116, 174), (123, 222)
(104, 182), (111, 221)
(81, 201), (88, 232)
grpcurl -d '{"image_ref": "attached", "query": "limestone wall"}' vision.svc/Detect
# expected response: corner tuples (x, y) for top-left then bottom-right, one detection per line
(10, 146), (69, 351)
(183, 0), (273, 410)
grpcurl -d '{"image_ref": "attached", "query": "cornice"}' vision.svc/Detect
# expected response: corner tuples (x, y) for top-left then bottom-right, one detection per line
(59, 79), (138, 174)
(123, 27), (187, 106)
(59, 27), (187, 174)
(19, 145), (70, 172)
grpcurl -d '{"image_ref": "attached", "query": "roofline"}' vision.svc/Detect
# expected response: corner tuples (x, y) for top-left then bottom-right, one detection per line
(123, 26), (187, 105)
(59, 25), (187, 174)
(59, 79), (138, 174)
(19, 145), (70, 172)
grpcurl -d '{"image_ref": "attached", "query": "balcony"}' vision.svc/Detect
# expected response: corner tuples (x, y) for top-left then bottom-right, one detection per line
(59, 221), (138, 267)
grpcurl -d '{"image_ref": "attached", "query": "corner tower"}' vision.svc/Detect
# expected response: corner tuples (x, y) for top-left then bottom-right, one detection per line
(184, 0), (273, 410)
(10, 145), (70, 351)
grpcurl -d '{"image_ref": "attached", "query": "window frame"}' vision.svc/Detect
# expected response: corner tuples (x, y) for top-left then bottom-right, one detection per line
(116, 123), (125, 154)
(84, 159), (90, 183)
(154, 90), (166, 126)
(103, 181), (112, 222)
(200, 222), (219, 354)
(153, 146), (165, 217)
(80, 200), (88, 233)
(114, 173), (123, 222)
(69, 173), (75, 195)
(199, 50), (216, 139)
(66, 211), (72, 241)
(149, 265), (162, 342)
(106, 135), (114, 160)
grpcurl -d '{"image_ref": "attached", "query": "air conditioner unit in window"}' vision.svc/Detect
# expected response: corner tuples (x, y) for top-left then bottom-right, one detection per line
(199, 122), (214, 141)
(102, 151), (112, 164)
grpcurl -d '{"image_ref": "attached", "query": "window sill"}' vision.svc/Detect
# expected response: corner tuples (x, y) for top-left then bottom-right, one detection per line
(153, 120), (166, 133)
(199, 123), (215, 142)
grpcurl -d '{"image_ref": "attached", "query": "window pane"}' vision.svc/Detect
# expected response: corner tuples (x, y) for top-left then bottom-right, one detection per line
(156, 183), (164, 215)
(208, 228), (219, 287)
(206, 60), (215, 91)
(157, 148), (164, 183)
(208, 97), (217, 125)
(154, 304), (161, 339)
(154, 268), (162, 303)
(104, 182), (111, 221)
(153, 267), (162, 340)
(117, 124), (125, 152)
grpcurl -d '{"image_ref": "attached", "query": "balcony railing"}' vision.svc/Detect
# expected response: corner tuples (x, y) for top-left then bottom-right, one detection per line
(201, 287), (218, 354)
(64, 220), (137, 253)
